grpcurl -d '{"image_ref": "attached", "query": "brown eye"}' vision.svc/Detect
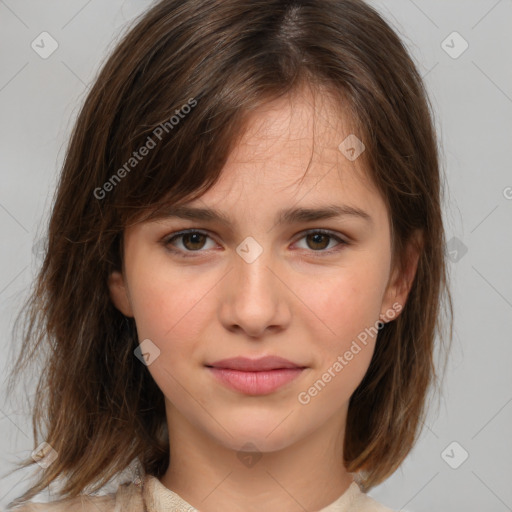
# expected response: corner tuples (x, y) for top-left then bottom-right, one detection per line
(295, 230), (346, 253)
(305, 233), (331, 251)
(165, 230), (215, 255)
(181, 232), (208, 251)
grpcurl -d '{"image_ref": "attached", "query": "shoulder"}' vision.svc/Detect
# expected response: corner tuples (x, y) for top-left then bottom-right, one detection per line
(7, 480), (144, 512)
(7, 495), (116, 512)
(326, 481), (395, 512)
(352, 490), (395, 512)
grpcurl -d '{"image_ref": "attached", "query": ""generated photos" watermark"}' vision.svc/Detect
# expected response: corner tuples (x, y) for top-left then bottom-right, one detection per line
(94, 97), (197, 200)
(297, 302), (402, 405)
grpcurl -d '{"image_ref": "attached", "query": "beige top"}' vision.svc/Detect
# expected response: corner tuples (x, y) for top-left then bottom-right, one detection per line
(10, 474), (395, 511)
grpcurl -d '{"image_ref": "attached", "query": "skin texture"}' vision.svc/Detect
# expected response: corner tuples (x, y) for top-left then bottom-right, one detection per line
(108, 86), (420, 512)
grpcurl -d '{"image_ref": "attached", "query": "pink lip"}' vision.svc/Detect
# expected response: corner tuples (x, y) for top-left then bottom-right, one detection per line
(207, 367), (305, 395)
(205, 356), (307, 395)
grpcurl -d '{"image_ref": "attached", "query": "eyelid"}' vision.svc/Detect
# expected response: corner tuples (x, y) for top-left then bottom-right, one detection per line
(162, 227), (349, 257)
(162, 228), (215, 250)
(294, 228), (349, 245)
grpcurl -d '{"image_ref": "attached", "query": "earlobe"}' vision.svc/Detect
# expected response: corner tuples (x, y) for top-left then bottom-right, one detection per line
(108, 270), (134, 317)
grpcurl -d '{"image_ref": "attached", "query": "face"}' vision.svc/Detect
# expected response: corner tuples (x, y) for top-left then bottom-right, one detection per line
(109, 87), (417, 456)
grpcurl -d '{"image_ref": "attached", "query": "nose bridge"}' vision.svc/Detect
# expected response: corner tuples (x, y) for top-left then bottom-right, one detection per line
(222, 234), (287, 335)
(234, 234), (277, 300)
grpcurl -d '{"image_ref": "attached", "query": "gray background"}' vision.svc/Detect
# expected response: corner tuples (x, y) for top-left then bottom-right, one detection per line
(1, 0), (511, 510)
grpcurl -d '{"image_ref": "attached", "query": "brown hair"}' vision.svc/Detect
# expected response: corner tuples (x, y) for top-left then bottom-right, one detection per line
(6, 0), (453, 505)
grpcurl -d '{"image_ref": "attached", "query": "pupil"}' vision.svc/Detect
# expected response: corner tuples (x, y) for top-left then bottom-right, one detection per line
(309, 233), (328, 250)
(186, 233), (204, 249)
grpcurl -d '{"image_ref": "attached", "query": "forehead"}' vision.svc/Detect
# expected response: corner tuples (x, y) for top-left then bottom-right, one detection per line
(185, 86), (386, 224)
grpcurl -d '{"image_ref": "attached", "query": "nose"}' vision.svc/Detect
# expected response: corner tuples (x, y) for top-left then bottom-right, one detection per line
(218, 242), (291, 338)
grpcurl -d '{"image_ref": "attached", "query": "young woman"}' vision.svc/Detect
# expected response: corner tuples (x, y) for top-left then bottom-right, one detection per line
(7, 0), (453, 510)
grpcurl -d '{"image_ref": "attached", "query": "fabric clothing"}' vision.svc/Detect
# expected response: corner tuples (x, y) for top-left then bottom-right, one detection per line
(10, 474), (395, 511)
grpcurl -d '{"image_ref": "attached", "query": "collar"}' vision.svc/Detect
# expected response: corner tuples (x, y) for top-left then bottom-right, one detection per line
(141, 474), (363, 511)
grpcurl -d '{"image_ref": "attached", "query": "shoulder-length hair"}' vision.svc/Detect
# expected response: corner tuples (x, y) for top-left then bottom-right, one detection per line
(7, 0), (453, 505)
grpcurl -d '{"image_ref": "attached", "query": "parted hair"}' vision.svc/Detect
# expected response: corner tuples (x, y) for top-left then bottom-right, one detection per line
(7, 0), (453, 506)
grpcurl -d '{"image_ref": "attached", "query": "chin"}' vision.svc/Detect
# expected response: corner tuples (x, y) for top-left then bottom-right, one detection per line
(209, 414), (305, 453)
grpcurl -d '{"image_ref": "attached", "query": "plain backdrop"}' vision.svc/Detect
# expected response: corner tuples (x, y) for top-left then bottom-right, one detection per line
(0, 1), (511, 510)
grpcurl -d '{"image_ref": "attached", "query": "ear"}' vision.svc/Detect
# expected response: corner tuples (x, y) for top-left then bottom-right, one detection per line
(379, 230), (423, 323)
(108, 270), (134, 317)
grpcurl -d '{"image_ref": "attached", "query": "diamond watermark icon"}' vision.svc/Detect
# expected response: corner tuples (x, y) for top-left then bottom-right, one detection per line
(338, 134), (365, 161)
(32, 237), (47, 263)
(32, 442), (58, 468)
(237, 442), (262, 468)
(31, 32), (59, 59)
(134, 338), (161, 366)
(446, 236), (468, 263)
(441, 31), (468, 59)
(236, 236), (263, 264)
(441, 441), (469, 469)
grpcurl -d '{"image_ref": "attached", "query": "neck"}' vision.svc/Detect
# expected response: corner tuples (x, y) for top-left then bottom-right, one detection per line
(160, 400), (355, 512)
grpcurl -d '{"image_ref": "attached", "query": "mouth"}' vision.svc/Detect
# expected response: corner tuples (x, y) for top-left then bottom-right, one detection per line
(206, 355), (306, 372)
(205, 356), (307, 395)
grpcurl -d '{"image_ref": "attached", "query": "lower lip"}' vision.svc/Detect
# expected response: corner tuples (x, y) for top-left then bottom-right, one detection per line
(207, 367), (305, 395)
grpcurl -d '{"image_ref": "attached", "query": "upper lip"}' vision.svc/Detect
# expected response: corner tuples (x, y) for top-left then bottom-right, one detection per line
(206, 356), (305, 371)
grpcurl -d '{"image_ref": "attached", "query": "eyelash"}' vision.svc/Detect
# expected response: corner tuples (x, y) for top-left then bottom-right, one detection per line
(162, 229), (348, 258)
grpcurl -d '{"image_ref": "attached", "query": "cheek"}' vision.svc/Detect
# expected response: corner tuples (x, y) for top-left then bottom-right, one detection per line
(129, 269), (210, 345)
(295, 268), (385, 411)
(299, 261), (387, 349)
(127, 266), (213, 401)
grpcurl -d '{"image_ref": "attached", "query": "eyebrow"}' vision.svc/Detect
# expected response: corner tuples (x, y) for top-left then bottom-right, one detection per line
(160, 204), (373, 226)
